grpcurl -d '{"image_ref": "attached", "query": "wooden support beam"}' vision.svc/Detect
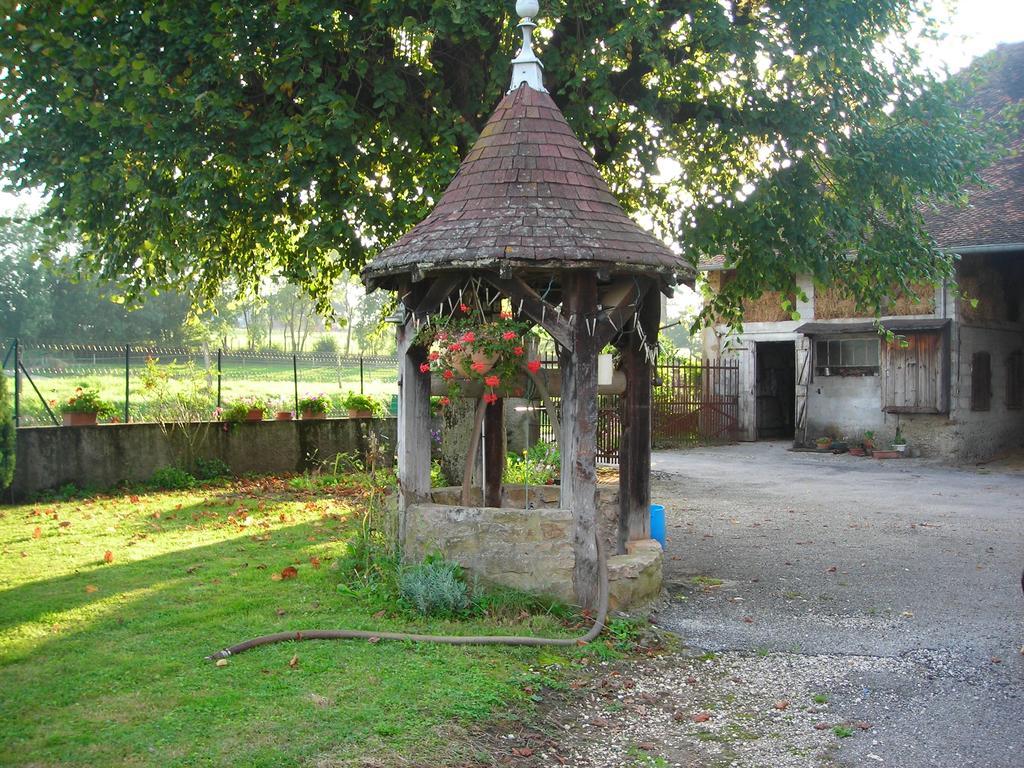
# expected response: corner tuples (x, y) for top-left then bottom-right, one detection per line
(396, 288), (432, 550)
(559, 271), (601, 609)
(596, 280), (655, 349)
(412, 275), (463, 320)
(481, 273), (573, 349)
(617, 285), (660, 553)
(483, 398), (505, 507)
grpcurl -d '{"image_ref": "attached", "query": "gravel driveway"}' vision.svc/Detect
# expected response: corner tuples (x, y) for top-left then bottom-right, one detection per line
(534, 442), (1024, 768)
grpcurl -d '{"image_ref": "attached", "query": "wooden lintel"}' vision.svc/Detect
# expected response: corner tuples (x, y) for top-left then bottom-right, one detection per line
(480, 274), (573, 349)
(596, 279), (655, 349)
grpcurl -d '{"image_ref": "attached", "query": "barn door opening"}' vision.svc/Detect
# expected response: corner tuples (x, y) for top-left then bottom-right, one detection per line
(755, 341), (796, 439)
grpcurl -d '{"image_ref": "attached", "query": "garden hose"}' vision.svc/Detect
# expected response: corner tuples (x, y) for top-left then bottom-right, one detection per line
(206, 534), (609, 661)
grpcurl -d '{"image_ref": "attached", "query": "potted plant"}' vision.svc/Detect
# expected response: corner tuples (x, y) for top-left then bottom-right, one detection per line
(299, 393), (331, 420)
(342, 393), (377, 419)
(862, 430), (876, 454)
(222, 396), (267, 423)
(59, 385), (114, 426)
(271, 398), (293, 421)
(815, 436), (832, 451)
(892, 426), (908, 454)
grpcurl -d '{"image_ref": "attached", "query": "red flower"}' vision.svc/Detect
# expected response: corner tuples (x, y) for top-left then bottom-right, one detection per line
(470, 361), (487, 373)
(428, 351), (439, 361)
(484, 375), (500, 387)
(449, 342), (462, 352)
(439, 396), (451, 406)
(419, 363), (431, 374)
(502, 331), (516, 340)
(513, 346), (524, 356)
(527, 360), (541, 373)
(461, 331), (476, 343)
(483, 393), (498, 405)
(437, 331), (449, 341)
(443, 369), (455, 380)
(459, 303), (470, 313)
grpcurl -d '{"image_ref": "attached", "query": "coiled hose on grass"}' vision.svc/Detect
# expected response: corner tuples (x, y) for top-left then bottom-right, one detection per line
(206, 535), (608, 660)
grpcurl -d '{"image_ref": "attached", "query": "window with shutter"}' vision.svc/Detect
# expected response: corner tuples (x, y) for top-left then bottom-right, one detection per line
(882, 330), (949, 414)
(1006, 350), (1022, 410)
(971, 351), (992, 411)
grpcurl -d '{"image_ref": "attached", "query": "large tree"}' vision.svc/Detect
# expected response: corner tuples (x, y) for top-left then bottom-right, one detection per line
(0, 1), (1009, 322)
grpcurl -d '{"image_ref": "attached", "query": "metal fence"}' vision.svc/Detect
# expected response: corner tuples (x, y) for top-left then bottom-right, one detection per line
(2, 338), (398, 427)
(537, 358), (740, 462)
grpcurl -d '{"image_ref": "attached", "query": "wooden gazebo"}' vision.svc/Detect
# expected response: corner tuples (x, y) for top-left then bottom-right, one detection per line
(363, 1), (693, 608)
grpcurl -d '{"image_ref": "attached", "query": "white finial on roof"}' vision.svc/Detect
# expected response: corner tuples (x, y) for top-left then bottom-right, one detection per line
(509, 0), (546, 93)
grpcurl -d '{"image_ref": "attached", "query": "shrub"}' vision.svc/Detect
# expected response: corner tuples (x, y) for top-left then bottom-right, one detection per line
(399, 558), (469, 617)
(150, 466), (197, 490)
(0, 375), (14, 490)
(312, 336), (340, 355)
(194, 457), (230, 480)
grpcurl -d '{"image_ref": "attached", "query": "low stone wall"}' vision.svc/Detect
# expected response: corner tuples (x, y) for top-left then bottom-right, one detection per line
(11, 418), (396, 499)
(404, 490), (662, 610)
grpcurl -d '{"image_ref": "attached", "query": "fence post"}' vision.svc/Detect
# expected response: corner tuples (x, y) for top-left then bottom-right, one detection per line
(124, 343), (130, 423)
(292, 354), (299, 415)
(216, 348), (222, 408)
(13, 338), (20, 428)
(359, 355), (364, 394)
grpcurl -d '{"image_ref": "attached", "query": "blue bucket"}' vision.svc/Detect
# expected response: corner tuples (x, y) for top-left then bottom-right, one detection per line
(650, 504), (666, 549)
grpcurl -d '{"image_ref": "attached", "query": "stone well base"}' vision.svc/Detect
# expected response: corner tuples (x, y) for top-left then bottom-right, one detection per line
(403, 496), (662, 610)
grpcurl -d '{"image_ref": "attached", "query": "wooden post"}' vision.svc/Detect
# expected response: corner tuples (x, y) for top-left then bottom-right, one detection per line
(559, 271), (600, 609)
(396, 296), (431, 551)
(483, 397), (505, 507)
(618, 284), (659, 552)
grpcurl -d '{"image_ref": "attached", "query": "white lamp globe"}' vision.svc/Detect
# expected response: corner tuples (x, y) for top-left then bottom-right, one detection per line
(516, 0), (540, 20)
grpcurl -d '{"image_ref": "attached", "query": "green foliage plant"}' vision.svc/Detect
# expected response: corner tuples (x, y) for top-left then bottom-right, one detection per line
(311, 335), (340, 355)
(503, 441), (559, 486)
(341, 392), (381, 415)
(149, 466), (197, 491)
(193, 457), (230, 481)
(0, 375), (14, 490)
(399, 558), (470, 618)
(57, 384), (114, 418)
(139, 357), (216, 469)
(220, 396), (269, 423)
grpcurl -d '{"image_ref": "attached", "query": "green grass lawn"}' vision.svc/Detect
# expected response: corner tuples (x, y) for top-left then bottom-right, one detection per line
(0, 476), (579, 767)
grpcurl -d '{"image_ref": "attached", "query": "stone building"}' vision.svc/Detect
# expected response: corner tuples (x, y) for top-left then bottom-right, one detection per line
(699, 43), (1023, 461)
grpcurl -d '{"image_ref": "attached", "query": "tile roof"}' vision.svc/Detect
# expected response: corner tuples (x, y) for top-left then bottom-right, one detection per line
(924, 42), (1024, 250)
(363, 85), (690, 288)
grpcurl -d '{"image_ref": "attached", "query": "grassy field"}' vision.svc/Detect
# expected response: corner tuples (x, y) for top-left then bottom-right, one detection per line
(0, 474), (587, 767)
(14, 349), (399, 426)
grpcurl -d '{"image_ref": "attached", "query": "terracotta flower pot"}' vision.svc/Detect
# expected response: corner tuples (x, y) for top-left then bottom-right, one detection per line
(275, 411), (293, 421)
(347, 408), (372, 419)
(245, 408), (264, 422)
(62, 411), (98, 427)
(302, 410), (326, 420)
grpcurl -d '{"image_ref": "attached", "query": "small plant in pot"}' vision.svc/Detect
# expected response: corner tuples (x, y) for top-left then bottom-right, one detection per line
(862, 430), (875, 454)
(222, 396), (268, 423)
(270, 398), (293, 421)
(342, 392), (376, 419)
(59, 385), (115, 426)
(815, 435), (832, 451)
(892, 426), (908, 454)
(299, 393), (331, 420)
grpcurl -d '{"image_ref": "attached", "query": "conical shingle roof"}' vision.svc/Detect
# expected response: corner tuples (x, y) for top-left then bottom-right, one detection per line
(363, 85), (690, 289)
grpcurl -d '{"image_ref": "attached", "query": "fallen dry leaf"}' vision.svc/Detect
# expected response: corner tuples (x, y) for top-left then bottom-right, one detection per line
(309, 556), (321, 569)
(814, 722), (831, 730)
(84, 584), (98, 594)
(288, 655), (299, 668)
(774, 700), (790, 710)
(280, 565), (298, 580)
(692, 712), (712, 723)
(215, 658), (229, 667)
(103, 551), (114, 564)
(32, 527), (41, 539)
(511, 747), (533, 758)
